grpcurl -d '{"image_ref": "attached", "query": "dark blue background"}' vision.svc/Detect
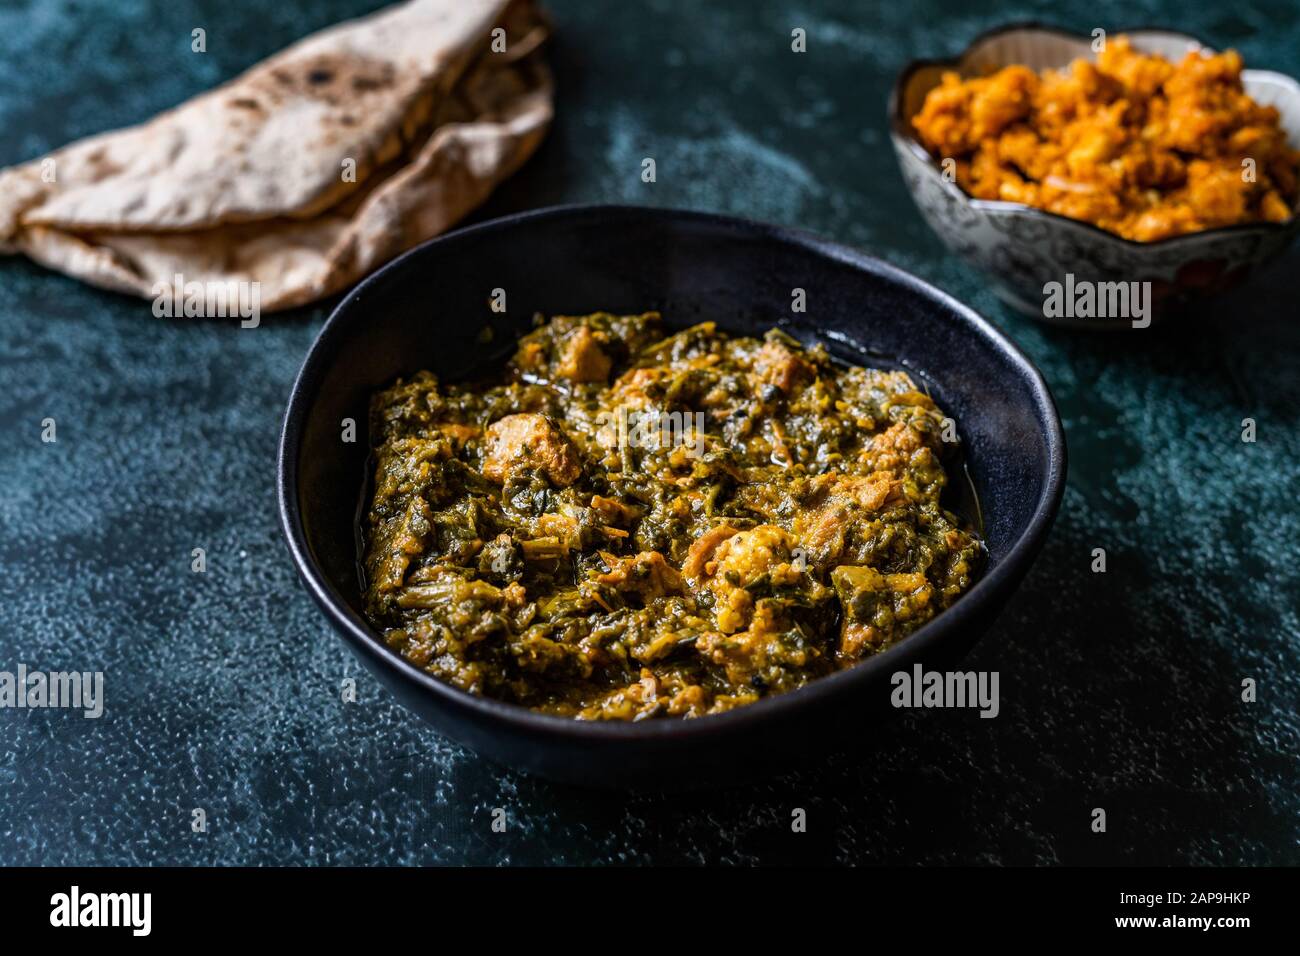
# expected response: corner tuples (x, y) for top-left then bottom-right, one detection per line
(1, 0), (1296, 864)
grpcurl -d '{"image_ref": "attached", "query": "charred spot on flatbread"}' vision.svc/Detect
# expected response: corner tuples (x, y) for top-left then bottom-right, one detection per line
(259, 53), (400, 108)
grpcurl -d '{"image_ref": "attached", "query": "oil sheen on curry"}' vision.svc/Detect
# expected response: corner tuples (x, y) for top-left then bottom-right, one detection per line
(362, 312), (983, 720)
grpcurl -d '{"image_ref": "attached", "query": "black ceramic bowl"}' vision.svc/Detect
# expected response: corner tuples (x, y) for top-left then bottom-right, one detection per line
(277, 204), (1066, 788)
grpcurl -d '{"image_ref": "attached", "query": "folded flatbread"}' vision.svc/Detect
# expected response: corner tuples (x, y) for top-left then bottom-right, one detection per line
(0, 0), (552, 311)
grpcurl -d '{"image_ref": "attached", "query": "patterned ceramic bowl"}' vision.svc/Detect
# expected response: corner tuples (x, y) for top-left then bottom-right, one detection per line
(889, 24), (1300, 328)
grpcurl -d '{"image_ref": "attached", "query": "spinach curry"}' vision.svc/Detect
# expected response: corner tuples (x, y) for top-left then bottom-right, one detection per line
(362, 312), (983, 720)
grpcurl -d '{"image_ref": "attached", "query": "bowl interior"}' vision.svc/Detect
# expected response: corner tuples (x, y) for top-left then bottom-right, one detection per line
(288, 207), (1061, 659)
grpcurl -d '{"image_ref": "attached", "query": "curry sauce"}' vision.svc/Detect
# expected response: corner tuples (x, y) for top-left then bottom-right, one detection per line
(362, 312), (983, 719)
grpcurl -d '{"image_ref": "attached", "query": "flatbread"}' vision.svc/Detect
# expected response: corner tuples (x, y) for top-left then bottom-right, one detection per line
(0, 0), (552, 311)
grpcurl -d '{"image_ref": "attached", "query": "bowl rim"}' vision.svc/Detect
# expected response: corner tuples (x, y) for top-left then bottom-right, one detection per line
(887, 20), (1300, 249)
(276, 203), (1067, 743)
